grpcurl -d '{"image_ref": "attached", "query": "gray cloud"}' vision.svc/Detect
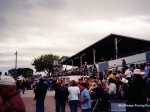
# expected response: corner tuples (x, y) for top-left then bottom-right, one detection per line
(0, 0), (150, 73)
(141, 17), (150, 23)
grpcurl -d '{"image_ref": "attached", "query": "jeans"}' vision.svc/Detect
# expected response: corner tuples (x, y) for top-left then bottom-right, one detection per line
(49, 84), (53, 91)
(36, 99), (44, 112)
(109, 94), (116, 100)
(55, 100), (66, 112)
(69, 100), (79, 112)
(22, 87), (25, 94)
(81, 109), (90, 112)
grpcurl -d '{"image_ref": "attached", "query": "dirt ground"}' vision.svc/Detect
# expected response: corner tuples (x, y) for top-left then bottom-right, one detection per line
(21, 90), (150, 112)
(21, 90), (81, 112)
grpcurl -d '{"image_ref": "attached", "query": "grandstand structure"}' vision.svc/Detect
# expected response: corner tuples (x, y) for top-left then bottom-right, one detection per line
(60, 34), (150, 69)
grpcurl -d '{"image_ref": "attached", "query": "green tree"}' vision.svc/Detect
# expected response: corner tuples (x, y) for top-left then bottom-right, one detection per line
(32, 54), (62, 75)
(17, 68), (34, 78)
(8, 68), (33, 78)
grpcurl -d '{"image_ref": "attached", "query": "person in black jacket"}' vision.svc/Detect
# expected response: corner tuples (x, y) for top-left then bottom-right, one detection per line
(34, 78), (47, 112)
(122, 58), (127, 67)
(127, 69), (148, 112)
(53, 79), (69, 112)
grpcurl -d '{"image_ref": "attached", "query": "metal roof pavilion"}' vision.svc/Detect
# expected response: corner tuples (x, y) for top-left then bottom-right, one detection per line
(60, 34), (150, 67)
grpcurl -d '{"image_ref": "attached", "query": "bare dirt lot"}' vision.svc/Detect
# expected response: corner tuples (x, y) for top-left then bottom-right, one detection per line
(21, 90), (80, 112)
(21, 90), (150, 112)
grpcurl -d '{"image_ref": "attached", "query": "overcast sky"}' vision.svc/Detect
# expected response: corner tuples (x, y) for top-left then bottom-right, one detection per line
(0, 0), (150, 73)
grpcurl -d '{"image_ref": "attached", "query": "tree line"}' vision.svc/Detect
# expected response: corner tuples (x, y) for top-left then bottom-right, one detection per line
(0, 53), (62, 78)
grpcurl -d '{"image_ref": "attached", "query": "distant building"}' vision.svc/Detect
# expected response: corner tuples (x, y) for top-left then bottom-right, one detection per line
(59, 56), (70, 64)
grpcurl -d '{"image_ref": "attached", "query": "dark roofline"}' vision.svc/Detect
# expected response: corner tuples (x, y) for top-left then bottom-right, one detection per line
(62, 34), (112, 62)
(111, 33), (150, 42)
(61, 33), (150, 64)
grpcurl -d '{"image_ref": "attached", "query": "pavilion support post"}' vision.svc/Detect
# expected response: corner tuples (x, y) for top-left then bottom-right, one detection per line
(114, 38), (121, 59)
(93, 48), (96, 64)
(72, 60), (73, 68)
(80, 55), (82, 67)
(115, 38), (118, 59)
(66, 63), (67, 69)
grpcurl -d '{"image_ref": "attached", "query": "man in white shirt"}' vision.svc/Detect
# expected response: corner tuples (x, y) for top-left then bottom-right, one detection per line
(124, 65), (132, 82)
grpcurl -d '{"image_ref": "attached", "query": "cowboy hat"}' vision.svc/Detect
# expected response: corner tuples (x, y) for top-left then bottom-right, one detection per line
(133, 69), (145, 75)
(121, 78), (128, 83)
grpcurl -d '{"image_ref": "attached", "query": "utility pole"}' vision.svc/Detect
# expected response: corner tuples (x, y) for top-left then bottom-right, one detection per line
(14, 50), (18, 77)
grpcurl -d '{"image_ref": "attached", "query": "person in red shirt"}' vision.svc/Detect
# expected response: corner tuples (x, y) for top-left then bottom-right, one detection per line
(0, 76), (26, 112)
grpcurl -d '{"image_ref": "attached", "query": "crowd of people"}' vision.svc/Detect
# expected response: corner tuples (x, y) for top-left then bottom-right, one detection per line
(52, 62), (150, 112)
(0, 61), (150, 112)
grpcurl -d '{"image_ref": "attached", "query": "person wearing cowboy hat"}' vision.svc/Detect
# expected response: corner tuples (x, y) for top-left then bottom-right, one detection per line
(119, 78), (129, 100)
(127, 69), (148, 112)
(0, 75), (26, 112)
(108, 78), (117, 100)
